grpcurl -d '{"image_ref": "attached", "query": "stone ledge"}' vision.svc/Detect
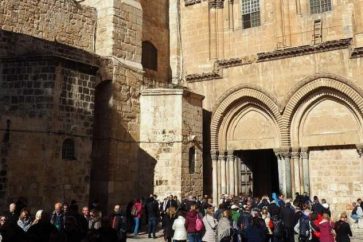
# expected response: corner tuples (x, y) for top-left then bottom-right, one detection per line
(257, 38), (352, 62)
(185, 39), (354, 83)
(184, 0), (202, 7)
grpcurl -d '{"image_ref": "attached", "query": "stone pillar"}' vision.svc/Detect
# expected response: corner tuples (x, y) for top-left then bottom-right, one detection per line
(227, 151), (235, 196)
(169, 0), (181, 84)
(221, 152), (227, 195)
(274, 149), (292, 198)
(211, 151), (219, 206)
(234, 155), (239, 195)
(217, 152), (222, 200)
(291, 149), (301, 195)
(300, 148), (310, 194)
(274, 150), (286, 196)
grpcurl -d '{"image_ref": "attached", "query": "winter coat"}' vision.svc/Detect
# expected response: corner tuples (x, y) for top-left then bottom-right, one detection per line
(172, 216), (187, 240)
(202, 214), (217, 242)
(163, 214), (176, 239)
(245, 222), (266, 242)
(185, 210), (198, 233)
(17, 218), (32, 232)
(318, 220), (334, 242)
(133, 202), (143, 218)
(280, 205), (295, 228)
(334, 220), (352, 242)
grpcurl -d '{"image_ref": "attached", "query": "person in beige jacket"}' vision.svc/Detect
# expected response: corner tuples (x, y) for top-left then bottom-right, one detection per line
(202, 205), (217, 242)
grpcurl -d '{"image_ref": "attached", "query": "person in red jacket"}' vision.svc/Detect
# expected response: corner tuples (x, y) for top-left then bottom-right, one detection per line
(185, 203), (200, 242)
(131, 199), (143, 236)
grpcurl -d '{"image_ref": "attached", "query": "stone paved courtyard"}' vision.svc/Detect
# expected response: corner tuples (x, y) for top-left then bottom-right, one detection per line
(127, 226), (363, 242)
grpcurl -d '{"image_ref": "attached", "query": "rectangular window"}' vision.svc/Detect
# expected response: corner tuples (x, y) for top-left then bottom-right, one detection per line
(310, 0), (332, 14)
(241, 0), (260, 29)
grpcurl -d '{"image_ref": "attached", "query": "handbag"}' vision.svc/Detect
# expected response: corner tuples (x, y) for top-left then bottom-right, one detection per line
(195, 214), (204, 232)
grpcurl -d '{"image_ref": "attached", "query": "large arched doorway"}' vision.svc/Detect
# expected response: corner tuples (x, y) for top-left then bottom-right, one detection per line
(210, 86), (282, 203)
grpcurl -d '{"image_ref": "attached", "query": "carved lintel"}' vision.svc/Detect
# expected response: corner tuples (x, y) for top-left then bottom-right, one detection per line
(351, 47), (363, 59)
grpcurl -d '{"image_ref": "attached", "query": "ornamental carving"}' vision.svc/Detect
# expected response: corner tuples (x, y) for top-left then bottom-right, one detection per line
(185, 0), (202, 6)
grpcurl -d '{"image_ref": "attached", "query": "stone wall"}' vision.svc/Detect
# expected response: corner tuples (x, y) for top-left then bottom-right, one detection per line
(181, 92), (204, 197)
(140, 89), (203, 199)
(0, 0), (97, 52)
(309, 148), (363, 218)
(141, 0), (170, 83)
(0, 56), (97, 210)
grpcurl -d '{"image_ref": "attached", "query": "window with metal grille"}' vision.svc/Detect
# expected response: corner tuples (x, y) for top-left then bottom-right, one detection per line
(62, 139), (76, 160)
(310, 0), (332, 14)
(189, 146), (196, 174)
(241, 0), (260, 29)
(142, 41), (158, 71)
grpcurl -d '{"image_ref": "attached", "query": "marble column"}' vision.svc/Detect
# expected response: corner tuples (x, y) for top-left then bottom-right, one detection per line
(274, 148), (292, 198)
(291, 149), (301, 195)
(227, 151), (235, 195)
(211, 151), (218, 206)
(221, 152), (227, 195)
(217, 152), (222, 201)
(300, 148), (310, 194)
(274, 149), (286, 196)
(234, 155), (239, 195)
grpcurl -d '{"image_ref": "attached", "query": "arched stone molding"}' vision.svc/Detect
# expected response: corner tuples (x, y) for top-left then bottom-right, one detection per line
(211, 85), (282, 151)
(282, 74), (363, 147)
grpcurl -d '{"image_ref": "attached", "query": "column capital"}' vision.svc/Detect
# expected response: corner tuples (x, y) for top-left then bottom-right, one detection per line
(226, 150), (235, 160)
(274, 147), (291, 159)
(300, 147), (309, 159)
(211, 150), (219, 160)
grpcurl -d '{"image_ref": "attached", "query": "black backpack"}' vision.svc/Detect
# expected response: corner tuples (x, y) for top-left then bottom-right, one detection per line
(299, 215), (310, 239)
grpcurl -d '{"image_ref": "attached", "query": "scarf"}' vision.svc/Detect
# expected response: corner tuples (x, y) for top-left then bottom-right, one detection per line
(217, 217), (231, 242)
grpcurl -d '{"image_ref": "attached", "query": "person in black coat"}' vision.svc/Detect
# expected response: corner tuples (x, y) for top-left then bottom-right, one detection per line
(334, 212), (352, 242)
(280, 200), (295, 242)
(27, 211), (57, 242)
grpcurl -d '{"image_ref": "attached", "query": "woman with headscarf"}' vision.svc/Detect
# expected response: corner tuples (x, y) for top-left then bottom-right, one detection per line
(217, 210), (232, 242)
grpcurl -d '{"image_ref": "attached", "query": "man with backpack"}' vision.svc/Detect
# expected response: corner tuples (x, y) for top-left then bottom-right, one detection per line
(294, 210), (311, 242)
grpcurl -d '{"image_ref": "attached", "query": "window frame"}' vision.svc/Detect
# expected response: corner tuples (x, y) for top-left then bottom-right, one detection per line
(62, 138), (76, 160)
(310, 0), (332, 14)
(241, 0), (261, 29)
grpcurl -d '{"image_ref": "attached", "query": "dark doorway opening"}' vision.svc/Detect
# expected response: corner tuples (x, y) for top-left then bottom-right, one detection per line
(236, 149), (279, 197)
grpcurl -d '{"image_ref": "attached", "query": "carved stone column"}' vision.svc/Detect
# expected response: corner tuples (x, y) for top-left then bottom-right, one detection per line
(227, 151), (235, 195)
(211, 151), (219, 206)
(274, 148), (292, 198)
(291, 149), (301, 195)
(234, 155), (239, 195)
(221, 152), (227, 194)
(217, 151), (222, 200)
(300, 148), (310, 194)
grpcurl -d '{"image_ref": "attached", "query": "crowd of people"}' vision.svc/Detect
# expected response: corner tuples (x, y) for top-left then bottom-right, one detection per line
(0, 193), (360, 242)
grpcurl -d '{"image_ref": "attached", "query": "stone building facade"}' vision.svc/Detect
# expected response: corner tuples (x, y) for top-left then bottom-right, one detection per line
(1, 0), (363, 216)
(179, 0), (363, 214)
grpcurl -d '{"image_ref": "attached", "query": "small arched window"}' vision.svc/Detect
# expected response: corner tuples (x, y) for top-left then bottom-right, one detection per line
(62, 138), (76, 160)
(142, 41), (158, 71)
(189, 146), (196, 174)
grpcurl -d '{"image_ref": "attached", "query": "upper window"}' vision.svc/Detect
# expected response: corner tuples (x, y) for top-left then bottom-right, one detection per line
(62, 138), (76, 160)
(310, 0), (332, 14)
(142, 41), (158, 71)
(241, 0), (261, 29)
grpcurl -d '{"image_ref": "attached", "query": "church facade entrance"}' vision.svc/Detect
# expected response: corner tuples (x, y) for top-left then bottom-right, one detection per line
(210, 76), (363, 213)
